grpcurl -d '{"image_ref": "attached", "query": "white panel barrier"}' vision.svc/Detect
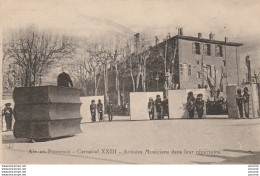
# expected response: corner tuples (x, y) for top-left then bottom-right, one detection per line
(130, 92), (163, 121)
(227, 84), (259, 119)
(168, 89), (210, 119)
(80, 96), (105, 122)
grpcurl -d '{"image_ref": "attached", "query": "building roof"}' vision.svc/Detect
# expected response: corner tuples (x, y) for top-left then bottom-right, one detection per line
(170, 35), (243, 47)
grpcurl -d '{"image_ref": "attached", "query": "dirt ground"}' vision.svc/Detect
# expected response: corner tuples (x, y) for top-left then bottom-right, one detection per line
(2, 116), (260, 164)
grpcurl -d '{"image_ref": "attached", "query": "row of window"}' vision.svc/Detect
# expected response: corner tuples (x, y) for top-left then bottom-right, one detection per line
(180, 63), (216, 78)
(192, 42), (223, 57)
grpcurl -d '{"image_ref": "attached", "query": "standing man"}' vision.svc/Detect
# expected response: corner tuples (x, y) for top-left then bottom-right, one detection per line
(186, 92), (195, 119)
(107, 101), (114, 122)
(2, 103), (13, 131)
(163, 97), (169, 119)
(90, 100), (96, 122)
(97, 99), (103, 121)
(148, 97), (155, 120)
(236, 89), (244, 119)
(243, 87), (250, 119)
(155, 95), (163, 120)
(57, 67), (73, 87)
(195, 94), (204, 119)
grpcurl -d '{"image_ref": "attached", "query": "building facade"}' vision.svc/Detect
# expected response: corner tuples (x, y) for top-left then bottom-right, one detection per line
(78, 30), (244, 106)
(176, 33), (243, 94)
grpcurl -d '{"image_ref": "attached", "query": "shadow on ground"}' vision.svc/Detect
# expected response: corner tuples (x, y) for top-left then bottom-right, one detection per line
(2, 133), (76, 144)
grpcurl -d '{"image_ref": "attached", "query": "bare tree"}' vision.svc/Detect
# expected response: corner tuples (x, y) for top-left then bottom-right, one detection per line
(3, 26), (76, 87)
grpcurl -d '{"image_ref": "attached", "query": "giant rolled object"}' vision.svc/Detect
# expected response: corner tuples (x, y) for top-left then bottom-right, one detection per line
(13, 86), (82, 139)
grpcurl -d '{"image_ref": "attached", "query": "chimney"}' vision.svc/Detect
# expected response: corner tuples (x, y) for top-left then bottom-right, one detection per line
(225, 37), (228, 43)
(155, 36), (159, 45)
(134, 33), (140, 55)
(198, 33), (202, 39)
(209, 32), (215, 40)
(178, 28), (183, 36)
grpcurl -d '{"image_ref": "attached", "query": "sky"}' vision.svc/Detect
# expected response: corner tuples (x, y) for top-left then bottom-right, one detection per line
(1, 0), (260, 73)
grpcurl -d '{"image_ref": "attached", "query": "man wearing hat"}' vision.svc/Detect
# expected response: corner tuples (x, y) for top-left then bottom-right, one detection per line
(195, 94), (204, 119)
(236, 88), (244, 119)
(186, 92), (195, 119)
(2, 103), (13, 131)
(90, 100), (96, 122)
(148, 97), (155, 120)
(155, 95), (163, 120)
(243, 87), (250, 118)
(57, 67), (73, 87)
(107, 101), (114, 122)
(97, 99), (103, 121)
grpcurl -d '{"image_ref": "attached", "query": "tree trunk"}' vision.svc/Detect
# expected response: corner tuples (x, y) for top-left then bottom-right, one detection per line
(94, 70), (97, 96)
(129, 55), (135, 92)
(115, 60), (121, 106)
(136, 64), (142, 90)
(143, 59), (147, 92)
(103, 64), (108, 104)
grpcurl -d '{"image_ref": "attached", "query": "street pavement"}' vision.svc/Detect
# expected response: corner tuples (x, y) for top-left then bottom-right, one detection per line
(1, 116), (260, 164)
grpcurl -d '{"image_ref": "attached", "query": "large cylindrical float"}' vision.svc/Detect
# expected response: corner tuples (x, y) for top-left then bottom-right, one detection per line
(13, 86), (82, 139)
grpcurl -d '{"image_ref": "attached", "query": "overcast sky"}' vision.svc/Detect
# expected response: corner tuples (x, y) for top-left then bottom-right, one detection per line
(2, 0), (260, 70)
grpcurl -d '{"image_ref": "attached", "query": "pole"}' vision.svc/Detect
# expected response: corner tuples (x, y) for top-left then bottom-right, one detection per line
(157, 80), (158, 91)
(201, 44), (204, 87)
(236, 47), (240, 85)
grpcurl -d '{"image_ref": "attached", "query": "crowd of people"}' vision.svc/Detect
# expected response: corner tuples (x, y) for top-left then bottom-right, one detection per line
(206, 96), (228, 115)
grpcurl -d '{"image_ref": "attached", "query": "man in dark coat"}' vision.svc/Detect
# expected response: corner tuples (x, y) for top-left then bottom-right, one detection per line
(107, 101), (114, 122)
(97, 99), (103, 121)
(155, 95), (163, 120)
(243, 87), (250, 118)
(57, 68), (73, 87)
(2, 103), (13, 131)
(236, 89), (244, 119)
(90, 100), (96, 122)
(148, 97), (155, 120)
(195, 94), (204, 119)
(162, 97), (169, 119)
(186, 92), (195, 119)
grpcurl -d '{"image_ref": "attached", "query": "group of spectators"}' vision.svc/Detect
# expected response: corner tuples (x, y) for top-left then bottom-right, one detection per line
(206, 97), (228, 115)
(114, 103), (129, 116)
(147, 95), (169, 120)
(90, 100), (114, 122)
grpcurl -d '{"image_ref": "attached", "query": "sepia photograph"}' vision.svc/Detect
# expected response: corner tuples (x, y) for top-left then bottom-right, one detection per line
(1, 0), (260, 165)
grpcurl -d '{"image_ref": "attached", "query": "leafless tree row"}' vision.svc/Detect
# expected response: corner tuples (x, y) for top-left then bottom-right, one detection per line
(3, 26), (76, 87)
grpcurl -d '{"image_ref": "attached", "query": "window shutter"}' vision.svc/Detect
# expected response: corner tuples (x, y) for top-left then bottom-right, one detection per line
(188, 64), (191, 76)
(203, 44), (207, 55)
(197, 71), (201, 78)
(192, 42), (195, 54)
(215, 45), (218, 56)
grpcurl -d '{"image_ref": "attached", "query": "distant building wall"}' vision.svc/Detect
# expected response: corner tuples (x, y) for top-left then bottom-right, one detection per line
(178, 39), (240, 93)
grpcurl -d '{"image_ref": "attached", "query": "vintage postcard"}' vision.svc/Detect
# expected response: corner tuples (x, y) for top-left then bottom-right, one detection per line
(1, 0), (260, 164)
